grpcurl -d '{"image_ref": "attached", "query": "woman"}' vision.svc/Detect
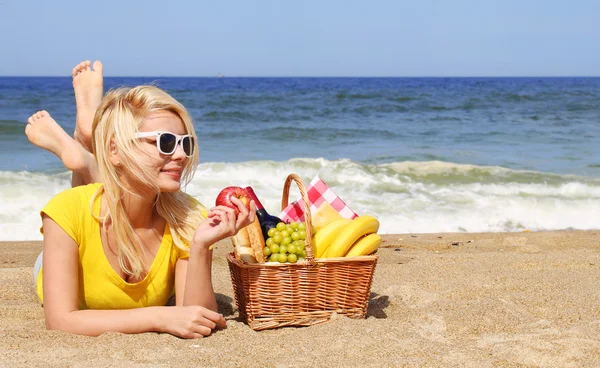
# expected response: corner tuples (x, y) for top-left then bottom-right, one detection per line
(28, 83), (254, 338)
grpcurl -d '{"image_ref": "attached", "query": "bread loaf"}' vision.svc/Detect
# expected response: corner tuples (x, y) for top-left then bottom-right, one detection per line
(231, 218), (266, 263)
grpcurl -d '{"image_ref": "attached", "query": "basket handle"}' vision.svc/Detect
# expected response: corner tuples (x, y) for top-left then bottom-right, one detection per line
(281, 174), (315, 263)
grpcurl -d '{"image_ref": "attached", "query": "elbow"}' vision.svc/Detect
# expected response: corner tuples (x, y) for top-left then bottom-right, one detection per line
(45, 314), (67, 332)
(45, 312), (99, 336)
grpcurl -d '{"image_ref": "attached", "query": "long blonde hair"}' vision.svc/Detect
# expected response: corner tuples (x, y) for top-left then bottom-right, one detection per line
(91, 85), (203, 278)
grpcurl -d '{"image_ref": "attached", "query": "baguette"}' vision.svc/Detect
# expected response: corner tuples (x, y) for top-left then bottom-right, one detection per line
(231, 218), (266, 263)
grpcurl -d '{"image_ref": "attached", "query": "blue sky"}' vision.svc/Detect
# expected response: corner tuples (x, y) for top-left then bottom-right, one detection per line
(0, 0), (598, 77)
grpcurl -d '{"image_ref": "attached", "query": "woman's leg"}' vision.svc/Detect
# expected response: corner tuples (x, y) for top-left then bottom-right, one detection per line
(72, 60), (103, 153)
(25, 111), (99, 185)
(70, 60), (104, 186)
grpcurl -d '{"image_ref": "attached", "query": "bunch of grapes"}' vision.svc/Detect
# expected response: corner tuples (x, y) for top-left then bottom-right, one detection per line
(263, 221), (308, 263)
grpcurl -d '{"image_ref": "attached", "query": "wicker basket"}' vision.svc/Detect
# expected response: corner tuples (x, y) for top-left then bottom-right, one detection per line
(227, 174), (378, 331)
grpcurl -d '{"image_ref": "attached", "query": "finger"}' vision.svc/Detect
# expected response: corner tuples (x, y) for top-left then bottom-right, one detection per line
(236, 202), (256, 229)
(192, 324), (213, 337)
(210, 209), (236, 232)
(208, 208), (232, 220)
(224, 210), (237, 232)
(201, 309), (225, 324)
(207, 206), (235, 217)
(186, 332), (205, 339)
(235, 210), (249, 229)
(211, 205), (236, 217)
(215, 205), (236, 223)
(197, 311), (226, 329)
(194, 316), (217, 330)
(193, 325), (212, 339)
(230, 197), (249, 216)
(248, 201), (256, 223)
(216, 315), (227, 329)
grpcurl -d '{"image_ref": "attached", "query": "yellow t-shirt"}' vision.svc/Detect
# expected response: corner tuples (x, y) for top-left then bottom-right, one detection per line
(36, 183), (194, 310)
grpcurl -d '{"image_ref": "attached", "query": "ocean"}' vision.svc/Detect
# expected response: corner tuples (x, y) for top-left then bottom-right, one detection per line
(1, 76), (599, 240)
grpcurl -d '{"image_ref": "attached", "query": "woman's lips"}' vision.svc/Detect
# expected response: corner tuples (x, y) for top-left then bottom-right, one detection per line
(160, 168), (181, 178)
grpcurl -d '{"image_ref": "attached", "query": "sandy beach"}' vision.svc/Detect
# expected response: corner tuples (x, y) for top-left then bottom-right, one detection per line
(1, 230), (599, 367)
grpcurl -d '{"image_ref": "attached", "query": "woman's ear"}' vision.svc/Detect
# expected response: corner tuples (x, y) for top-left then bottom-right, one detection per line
(108, 139), (120, 166)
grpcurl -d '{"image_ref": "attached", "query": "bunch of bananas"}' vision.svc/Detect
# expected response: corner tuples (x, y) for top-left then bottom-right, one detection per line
(311, 215), (381, 258)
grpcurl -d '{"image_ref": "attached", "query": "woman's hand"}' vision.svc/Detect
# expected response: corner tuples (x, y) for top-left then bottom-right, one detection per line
(192, 197), (256, 250)
(160, 305), (226, 339)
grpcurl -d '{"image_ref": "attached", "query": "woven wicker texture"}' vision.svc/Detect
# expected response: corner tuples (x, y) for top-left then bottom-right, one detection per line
(227, 174), (378, 331)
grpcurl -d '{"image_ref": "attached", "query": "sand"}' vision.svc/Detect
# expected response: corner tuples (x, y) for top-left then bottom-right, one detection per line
(1, 231), (599, 367)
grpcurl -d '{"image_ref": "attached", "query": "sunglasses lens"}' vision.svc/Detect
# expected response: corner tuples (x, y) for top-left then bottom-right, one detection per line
(159, 133), (177, 154)
(182, 137), (194, 156)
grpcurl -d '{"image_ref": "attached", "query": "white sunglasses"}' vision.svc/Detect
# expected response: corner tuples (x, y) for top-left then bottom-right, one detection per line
(134, 131), (195, 157)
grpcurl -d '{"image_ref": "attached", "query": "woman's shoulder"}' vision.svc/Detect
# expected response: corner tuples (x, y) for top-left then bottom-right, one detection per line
(45, 183), (103, 209)
(40, 183), (104, 237)
(54, 183), (103, 201)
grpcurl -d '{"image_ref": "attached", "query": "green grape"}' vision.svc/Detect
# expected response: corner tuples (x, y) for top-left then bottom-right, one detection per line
(290, 222), (299, 229)
(300, 249), (307, 258)
(269, 244), (280, 254)
(277, 253), (288, 263)
(294, 239), (304, 248)
(288, 244), (297, 254)
(291, 232), (300, 241)
(276, 222), (287, 231)
(272, 234), (282, 244)
(297, 222), (306, 231)
(266, 238), (274, 247)
(280, 230), (290, 238)
(298, 230), (306, 240)
(269, 254), (279, 262)
(281, 236), (292, 246)
(286, 226), (293, 234)
(267, 228), (278, 238)
(279, 245), (288, 254)
(287, 254), (298, 263)
(298, 257), (305, 262)
(263, 246), (272, 256)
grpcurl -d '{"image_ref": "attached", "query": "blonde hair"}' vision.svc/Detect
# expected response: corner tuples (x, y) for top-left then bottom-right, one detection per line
(91, 85), (203, 278)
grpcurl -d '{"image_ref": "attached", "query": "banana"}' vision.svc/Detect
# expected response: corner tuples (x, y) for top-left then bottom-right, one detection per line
(345, 233), (382, 257)
(311, 218), (352, 258)
(323, 215), (380, 258)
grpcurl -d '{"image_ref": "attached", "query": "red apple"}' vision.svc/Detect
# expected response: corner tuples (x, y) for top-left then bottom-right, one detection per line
(215, 186), (251, 216)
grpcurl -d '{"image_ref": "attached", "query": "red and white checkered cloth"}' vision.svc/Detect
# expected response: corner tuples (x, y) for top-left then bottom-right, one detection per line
(279, 175), (359, 223)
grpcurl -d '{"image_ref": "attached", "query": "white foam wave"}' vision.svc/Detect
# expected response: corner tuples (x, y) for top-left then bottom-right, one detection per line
(1, 159), (599, 240)
(0, 171), (72, 241)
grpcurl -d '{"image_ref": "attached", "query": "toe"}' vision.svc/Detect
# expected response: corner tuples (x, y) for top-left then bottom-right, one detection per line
(93, 60), (103, 74)
(73, 60), (90, 76)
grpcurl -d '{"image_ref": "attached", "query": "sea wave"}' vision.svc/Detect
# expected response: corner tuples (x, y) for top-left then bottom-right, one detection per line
(1, 159), (599, 241)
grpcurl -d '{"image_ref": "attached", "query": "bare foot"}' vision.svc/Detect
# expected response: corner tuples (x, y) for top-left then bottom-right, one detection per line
(72, 60), (103, 152)
(26, 111), (98, 183)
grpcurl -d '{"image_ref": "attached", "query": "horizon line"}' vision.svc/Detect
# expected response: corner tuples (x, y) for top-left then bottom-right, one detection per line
(1, 75), (600, 79)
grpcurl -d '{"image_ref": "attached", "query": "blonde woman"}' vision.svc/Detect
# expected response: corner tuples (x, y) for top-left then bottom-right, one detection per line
(26, 77), (254, 338)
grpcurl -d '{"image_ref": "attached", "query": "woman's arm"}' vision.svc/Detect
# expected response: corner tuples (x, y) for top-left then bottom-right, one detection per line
(42, 216), (222, 338)
(175, 249), (217, 310)
(177, 197), (255, 310)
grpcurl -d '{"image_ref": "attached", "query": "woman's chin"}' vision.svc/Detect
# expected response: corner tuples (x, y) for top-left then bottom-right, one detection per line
(158, 180), (181, 193)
